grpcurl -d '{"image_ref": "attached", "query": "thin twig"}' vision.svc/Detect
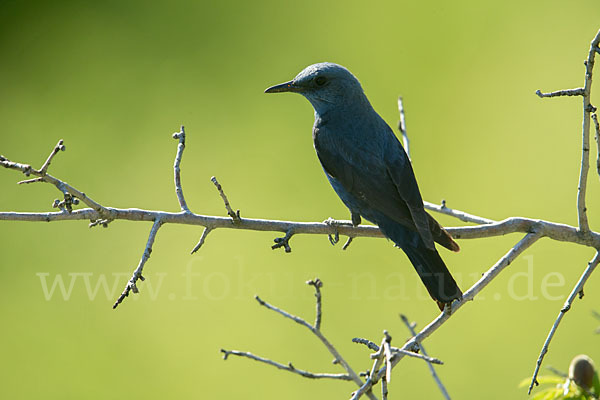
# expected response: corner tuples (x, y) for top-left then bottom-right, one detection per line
(220, 349), (352, 381)
(190, 226), (213, 254)
(390, 348), (443, 365)
(382, 331), (392, 383)
(592, 113), (600, 178)
(211, 176), (240, 221)
(400, 314), (451, 400)
(307, 278), (323, 331)
(424, 200), (495, 225)
(255, 292), (377, 400)
(40, 139), (65, 175)
(527, 251), (600, 394)
(172, 126), (190, 213)
(352, 337), (380, 352)
(112, 218), (163, 309)
(1, 142), (110, 219)
(397, 97), (410, 160)
(535, 88), (585, 98)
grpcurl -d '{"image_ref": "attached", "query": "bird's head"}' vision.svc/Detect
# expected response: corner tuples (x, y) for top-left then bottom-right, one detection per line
(265, 62), (367, 114)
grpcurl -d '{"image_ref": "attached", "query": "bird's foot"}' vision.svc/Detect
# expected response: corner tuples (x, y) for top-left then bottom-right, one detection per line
(323, 217), (359, 249)
(323, 217), (351, 245)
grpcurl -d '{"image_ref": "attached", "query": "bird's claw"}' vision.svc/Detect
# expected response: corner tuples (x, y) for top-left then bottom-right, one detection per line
(323, 217), (343, 245)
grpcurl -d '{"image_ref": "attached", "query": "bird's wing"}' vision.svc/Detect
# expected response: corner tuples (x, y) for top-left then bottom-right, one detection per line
(384, 137), (436, 250)
(314, 123), (417, 230)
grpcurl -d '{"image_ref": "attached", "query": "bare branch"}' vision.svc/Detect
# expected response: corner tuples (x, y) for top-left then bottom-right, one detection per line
(40, 139), (66, 175)
(4, 208), (600, 248)
(527, 251), (600, 394)
(424, 200), (495, 225)
(172, 126), (190, 213)
(397, 97), (410, 159)
(307, 278), (323, 331)
(211, 176), (240, 222)
(352, 232), (542, 399)
(0, 142), (110, 219)
(352, 337), (380, 352)
(255, 287), (377, 400)
(190, 226), (212, 254)
(382, 331), (392, 383)
(535, 88), (585, 98)
(400, 314), (451, 400)
(576, 29), (600, 233)
(220, 349), (352, 381)
(536, 29), (600, 232)
(255, 294), (313, 330)
(390, 347), (443, 365)
(112, 218), (164, 309)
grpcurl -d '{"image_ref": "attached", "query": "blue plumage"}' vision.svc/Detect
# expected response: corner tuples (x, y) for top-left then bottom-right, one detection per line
(266, 62), (461, 308)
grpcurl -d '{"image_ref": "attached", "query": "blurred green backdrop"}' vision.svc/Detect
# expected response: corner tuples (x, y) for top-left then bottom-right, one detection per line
(1, 0), (600, 398)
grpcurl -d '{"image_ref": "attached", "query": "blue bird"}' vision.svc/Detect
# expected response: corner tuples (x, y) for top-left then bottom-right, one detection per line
(265, 62), (462, 309)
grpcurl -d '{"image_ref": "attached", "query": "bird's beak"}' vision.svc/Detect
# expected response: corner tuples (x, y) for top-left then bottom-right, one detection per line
(264, 80), (302, 94)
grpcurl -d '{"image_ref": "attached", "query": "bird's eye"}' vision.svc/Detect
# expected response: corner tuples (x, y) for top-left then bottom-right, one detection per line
(315, 76), (327, 86)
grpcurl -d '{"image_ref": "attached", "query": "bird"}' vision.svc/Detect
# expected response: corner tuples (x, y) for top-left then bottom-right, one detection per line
(265, 62), (462, 310)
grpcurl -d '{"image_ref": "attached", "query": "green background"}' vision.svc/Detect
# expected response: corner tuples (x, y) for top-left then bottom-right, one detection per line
(1, 1), (599, 398)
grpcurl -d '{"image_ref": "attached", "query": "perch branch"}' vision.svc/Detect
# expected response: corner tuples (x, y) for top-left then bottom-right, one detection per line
(400, 314), (451, 400)
(220, 349), (352, 381)
(527, 251), (600, 394)
(3, 207), (600, 248)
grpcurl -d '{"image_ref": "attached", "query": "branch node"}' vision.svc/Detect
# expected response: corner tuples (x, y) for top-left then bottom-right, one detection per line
(221, 349), (230, 360)
(272, 229), (294, 253)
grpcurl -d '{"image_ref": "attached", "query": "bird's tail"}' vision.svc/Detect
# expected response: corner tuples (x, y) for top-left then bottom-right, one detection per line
(375, 216), (462, 309)
(402, 244), (462, 309)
